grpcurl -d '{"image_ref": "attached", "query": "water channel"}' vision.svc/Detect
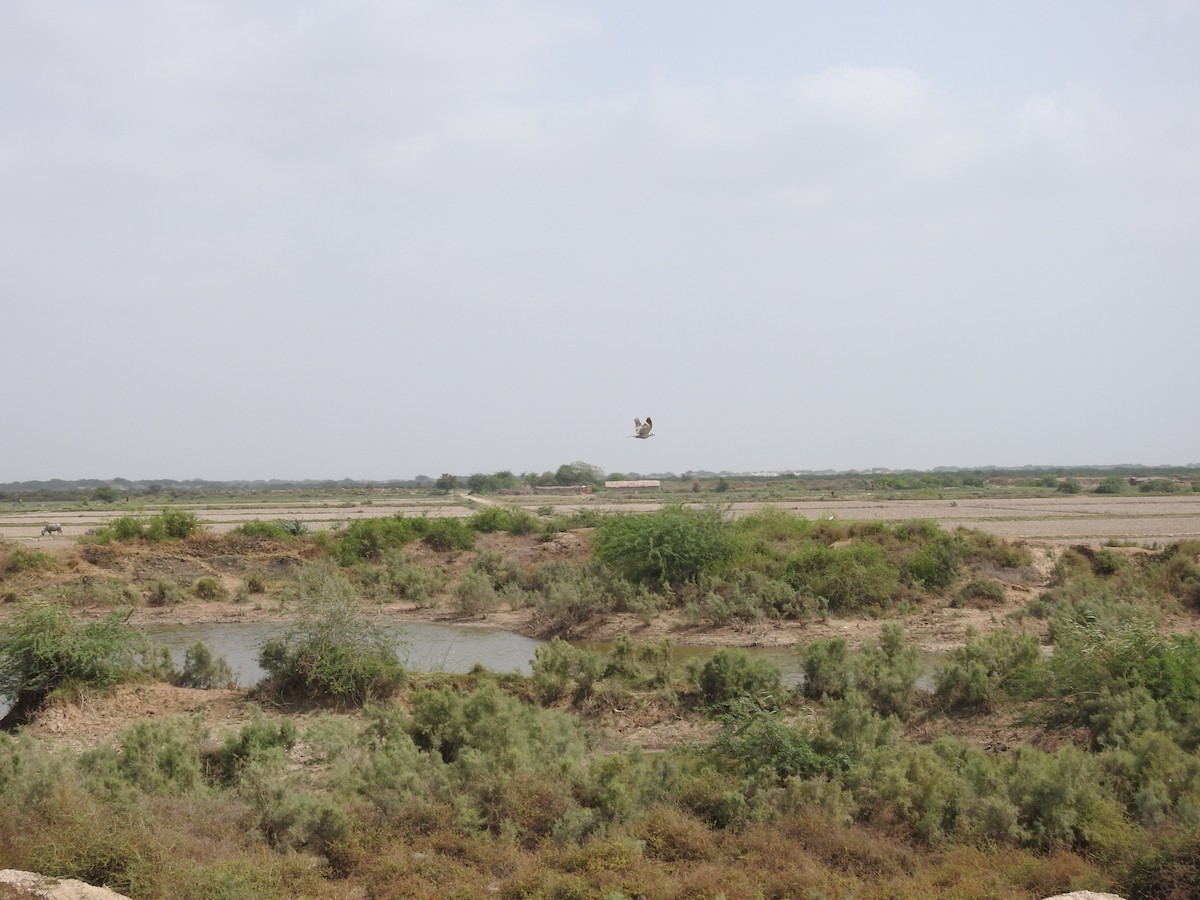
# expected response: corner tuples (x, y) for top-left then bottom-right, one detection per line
(141, 621), (806, 688)
(1, 620), (947, 723)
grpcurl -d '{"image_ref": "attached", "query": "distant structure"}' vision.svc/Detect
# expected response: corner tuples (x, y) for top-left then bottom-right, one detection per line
(630, 417), (654, 439)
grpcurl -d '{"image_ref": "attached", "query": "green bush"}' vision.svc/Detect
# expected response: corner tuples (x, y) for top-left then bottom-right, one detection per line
(330, 516), (417, 564)
(174, 641), (237, 689)
(147, 579), (185, 606)
(145, 509), (202, 541)
(92, 510), (203, 543)
(96, 515), (147, 542)
(257, 563), (405, 705)
(851, 624), (923, 718)
(411, 516), (476, 552)
(903, 534), (964, 590)
(193, 576), (228, 601)
(2, 546), (57, 575)
(378, 550), (445, 606)
(0, 601), (147, 720)
(233, 521), (292, 540)
(453, 571), (498, 617)
(593, 506), (735, 587)
(934, 628), (1045, 711)
(799, 637), (853, 701)
(45, 576), (138, 608)
(952, 577), (1006, 608)
(208, 718), (298, 783)
(783, 542), (901, 612)
(695, 648), (782, 708)
(81, 716), (206, 794)
(531, 637), (604, 703)
(468, 506), (538, 535)
(711, 696), (831, 782)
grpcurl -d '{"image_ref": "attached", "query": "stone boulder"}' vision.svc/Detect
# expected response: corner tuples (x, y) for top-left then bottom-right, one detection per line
(0, 870), (132, 900)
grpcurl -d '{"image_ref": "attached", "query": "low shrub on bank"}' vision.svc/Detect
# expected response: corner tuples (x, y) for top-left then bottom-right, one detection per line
(90, 509), (203, 543)
(257, 562), (405, 705)
(0, 601), (148, 724)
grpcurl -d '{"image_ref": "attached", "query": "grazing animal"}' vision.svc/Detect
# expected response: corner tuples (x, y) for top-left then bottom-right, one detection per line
(630, 417), (654, 439)
(42, 523), (63, 536)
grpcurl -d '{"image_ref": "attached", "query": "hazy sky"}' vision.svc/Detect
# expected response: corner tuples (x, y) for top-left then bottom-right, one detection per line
(3, 1), (1198, 481)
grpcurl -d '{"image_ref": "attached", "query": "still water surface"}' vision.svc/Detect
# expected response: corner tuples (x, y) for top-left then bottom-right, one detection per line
(143, 621), (806, 688)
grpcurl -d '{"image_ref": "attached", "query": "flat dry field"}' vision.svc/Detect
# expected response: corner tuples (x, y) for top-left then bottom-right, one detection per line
(4, 493), (1200, 547)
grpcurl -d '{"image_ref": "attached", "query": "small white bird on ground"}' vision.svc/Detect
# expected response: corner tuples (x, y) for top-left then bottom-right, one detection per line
(631, 417), (654, 439)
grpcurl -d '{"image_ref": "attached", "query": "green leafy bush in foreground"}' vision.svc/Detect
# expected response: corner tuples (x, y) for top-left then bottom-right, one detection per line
(0, 601), (147, 722)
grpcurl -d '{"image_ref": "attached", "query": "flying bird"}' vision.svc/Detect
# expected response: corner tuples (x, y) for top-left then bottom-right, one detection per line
(631, 417), (654, 439)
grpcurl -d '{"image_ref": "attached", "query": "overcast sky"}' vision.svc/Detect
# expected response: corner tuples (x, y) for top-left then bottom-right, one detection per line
(3, 1), (1198, 481)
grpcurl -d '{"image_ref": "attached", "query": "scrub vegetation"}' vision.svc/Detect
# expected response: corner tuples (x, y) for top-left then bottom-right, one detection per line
(2, 498), (1200, 896)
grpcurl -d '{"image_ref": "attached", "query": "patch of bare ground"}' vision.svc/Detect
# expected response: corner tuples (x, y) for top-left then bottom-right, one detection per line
(22, 682), (256, 752)
(912, 705), (1092, 756)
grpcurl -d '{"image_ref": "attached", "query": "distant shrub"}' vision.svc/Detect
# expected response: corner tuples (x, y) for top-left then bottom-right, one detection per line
(952, 577), (1006, 608)
(46, 576), (139, 608)
(92, 510), (202, 543)
(903, 534), (965, 590)
(453, 571), (498, 617)
(711, 697), (830, 781)
(233, 521), (292, 540)
(144, 509), (202, 541)
(695, 648), (782, 708)
(173, 641), (237, 689)
(2, 546), (57, 575)
(257, 562), (405, 705)
(783, 543), (900, 612)
(468, 506), (538, 535)
(208, 718), (297, 784)
(331, 516), (417, 564)
(379, 550), (445, 606)
(1152, 541), (1200, 606)
(852, 624), (923, 718)
(531, 637), (604, 703)
(412, 516), (476, 552)
(96, 515), (146, 542)
(1140, 478), (1182, 493)
(934, 628), (1045, 711)
(799, 637), (853, 701)
(147, 579), (185, 607)
(193, 576), (227, 601)
(1050, 617), (1200, 735)
(81, 716), (206, 794)
(594, 506), (735, 587)
(245, 572), (268, 594)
